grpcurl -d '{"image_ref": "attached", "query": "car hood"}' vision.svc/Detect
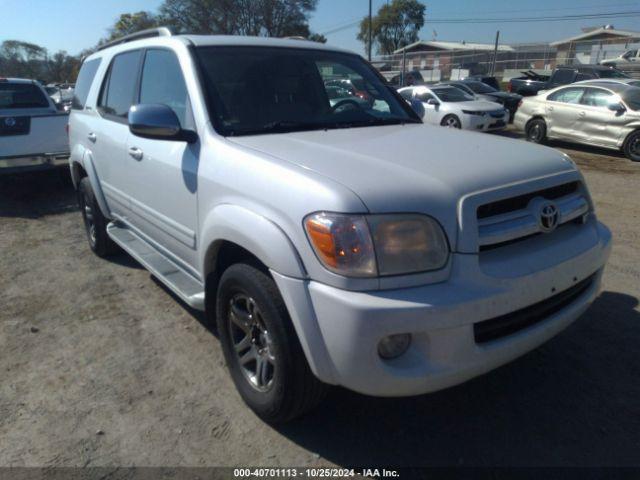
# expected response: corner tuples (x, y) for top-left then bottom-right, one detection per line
(229, 124), (576, 246)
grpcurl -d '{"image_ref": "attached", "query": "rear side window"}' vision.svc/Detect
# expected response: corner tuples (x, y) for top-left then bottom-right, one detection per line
(98, 50), (143, 120)
(548, 87), (584, 104)
(581, 88), (615, 108)
(551, 69), (575, 84)
(139, 49), (189, 126)
(0, 82), (49, 109)
(72, 58), (101, 110)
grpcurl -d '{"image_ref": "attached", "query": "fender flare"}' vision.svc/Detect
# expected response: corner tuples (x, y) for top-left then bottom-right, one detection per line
(70, 148), (111, 219)
(200, 204), (306, 279)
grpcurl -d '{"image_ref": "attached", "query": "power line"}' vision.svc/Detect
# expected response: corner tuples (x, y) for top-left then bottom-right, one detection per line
(320, 10), (640, 35)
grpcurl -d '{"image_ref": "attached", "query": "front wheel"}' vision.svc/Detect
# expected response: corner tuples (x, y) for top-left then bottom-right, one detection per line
(216, 264), (328, 423)
(441, 114), (461, 129)
(623, 130), (640, 162)
(525, 118), (547, 144)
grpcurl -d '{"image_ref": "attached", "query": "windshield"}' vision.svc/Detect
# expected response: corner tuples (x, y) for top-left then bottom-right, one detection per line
(622, 89), (640, 111)
(0, 82), (50, 109)
(194, 46), (419, 136)
(432, 86), (474, 102)
(465, 81), (497, 94)
(599, 69), (629, 79)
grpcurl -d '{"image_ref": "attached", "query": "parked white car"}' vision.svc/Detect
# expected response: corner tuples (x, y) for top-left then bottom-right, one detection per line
(399, 85), (509, 131)
(69, 29), (611, 422)
(574, 78), (640, 88)
(514, 81), (640, 161)
(600, 48), (640, 67)
(0, 78), (70, 174)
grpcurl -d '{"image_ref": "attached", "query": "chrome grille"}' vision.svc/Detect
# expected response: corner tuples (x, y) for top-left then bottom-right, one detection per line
(477, 182), (589, 249)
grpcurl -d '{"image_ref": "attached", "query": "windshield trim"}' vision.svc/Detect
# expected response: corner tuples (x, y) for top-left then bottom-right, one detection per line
(189, 44), (421, 137)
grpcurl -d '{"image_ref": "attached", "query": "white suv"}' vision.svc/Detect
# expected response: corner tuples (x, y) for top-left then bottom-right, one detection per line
(69, 28), (611, 422)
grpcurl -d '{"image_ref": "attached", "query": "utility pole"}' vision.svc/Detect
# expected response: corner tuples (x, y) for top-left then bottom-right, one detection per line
(491, 30), (500, 76)
(368, 0), (373, 61)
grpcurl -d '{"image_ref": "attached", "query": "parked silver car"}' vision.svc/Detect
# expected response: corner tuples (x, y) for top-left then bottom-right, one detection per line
(399, 85), (509, 131)
(514, 81), (640, 161)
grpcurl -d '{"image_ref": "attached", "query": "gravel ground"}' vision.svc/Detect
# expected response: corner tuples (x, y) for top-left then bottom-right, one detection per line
(0, 134), (639, 468)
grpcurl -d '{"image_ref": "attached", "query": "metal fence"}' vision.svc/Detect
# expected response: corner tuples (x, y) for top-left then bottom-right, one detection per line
(372, 37), (640, 84)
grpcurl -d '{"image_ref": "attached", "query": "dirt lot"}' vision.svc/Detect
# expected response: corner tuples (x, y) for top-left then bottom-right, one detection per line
(1, 134), (639, 468)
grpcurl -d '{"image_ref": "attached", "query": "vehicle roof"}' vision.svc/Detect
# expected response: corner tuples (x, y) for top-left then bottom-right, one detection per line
(574, 78), (640, 85)
(86, 33), (354, 61)
(569, 81), (639, 93)
(556, 64), (620, 71)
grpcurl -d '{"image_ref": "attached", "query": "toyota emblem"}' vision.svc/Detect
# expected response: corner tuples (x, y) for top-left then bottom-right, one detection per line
(538, 201), (559, 233)
(4, 117), (16, 127)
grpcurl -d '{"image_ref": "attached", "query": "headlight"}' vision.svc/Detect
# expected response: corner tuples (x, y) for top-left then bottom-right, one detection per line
(304, 212), (449, 277)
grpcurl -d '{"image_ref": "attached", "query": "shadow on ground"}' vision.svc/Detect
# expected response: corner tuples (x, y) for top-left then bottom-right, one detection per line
(275, 291), (640, 467)
(0, 170), (77, 218)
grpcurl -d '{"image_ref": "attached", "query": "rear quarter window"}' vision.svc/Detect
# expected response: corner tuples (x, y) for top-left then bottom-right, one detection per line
(72, 58), (102, 110)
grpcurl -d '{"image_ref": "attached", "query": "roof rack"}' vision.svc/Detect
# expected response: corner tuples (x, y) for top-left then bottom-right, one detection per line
(97, 27), (172, 51)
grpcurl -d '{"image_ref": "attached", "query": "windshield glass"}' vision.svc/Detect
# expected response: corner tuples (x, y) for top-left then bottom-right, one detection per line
(194, 46), (418, 136)
(622, 89), (640, 111)
(599, 69), (629, 79)
(0, 82), (50, 109)
(432, 86), (474, 102)
(465, 81), (497, 94)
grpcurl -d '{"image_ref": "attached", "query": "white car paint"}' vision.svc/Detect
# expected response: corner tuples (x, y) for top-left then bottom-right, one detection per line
(399, 85), (509, 131)
(0, 78), (70, 174)
(69, 33), (610, 399)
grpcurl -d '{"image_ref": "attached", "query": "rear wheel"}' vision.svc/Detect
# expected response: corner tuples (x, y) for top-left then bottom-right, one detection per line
(216, 264), (328, 423)
(525, 118), (547, 144)
(78, 178), (117, 257)
(623, 130), (640, 162)
(441, 114), (461, 129)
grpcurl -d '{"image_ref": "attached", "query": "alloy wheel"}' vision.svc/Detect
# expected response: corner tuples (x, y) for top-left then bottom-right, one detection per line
(81, 192), (97, 246)
(444, 116), (460, 128)
(228, 294), (276, 392)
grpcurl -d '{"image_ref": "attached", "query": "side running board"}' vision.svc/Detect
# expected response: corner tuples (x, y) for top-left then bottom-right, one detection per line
(107, 222), (205, 310)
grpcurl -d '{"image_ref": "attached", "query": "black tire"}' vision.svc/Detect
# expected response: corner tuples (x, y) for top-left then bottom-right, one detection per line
(441, 114), (461, 129)
(525, 118), (547, 144)
(216, 264), (328, 423)
(623, 130), (640, 162)
(77, 177), (117, 257)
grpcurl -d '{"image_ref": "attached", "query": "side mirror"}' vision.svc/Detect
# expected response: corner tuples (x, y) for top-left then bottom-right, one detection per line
(409, 98), (425, 118)
(608, 102), (626, 112)
(128, 104), (197, 143)
(426, 98), (440, 106)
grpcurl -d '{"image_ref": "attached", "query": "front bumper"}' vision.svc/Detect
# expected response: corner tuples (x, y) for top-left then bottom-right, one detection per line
(274, 220), (611, 397)
(464, 113), (509, 132)
(0, 153), (69, 175)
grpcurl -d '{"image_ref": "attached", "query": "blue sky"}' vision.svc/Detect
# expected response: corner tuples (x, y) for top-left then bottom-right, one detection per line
(1, 0), (640, 55)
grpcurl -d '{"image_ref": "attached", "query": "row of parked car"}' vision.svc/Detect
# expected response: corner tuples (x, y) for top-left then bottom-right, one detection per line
(388, 65), (640, 162)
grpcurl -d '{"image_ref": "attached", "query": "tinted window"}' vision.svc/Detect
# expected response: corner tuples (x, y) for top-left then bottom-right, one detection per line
(139, 49), (189, 126)
(576, 73), (595, 81)
(0, 82), (49, 109)
(548, 87), (584, 104)
(99, 50), (142, 119)
(551, 69), (575, 84)
(194, 46), (416, 136)
(431, 86), (473, 102)
(72, 58), (101, 110)
(399, 89), (413, 101)
(448, 83), (475, 95)
(621, 89), (640, 111)
(581, 88), (615, 107)
(416, 91), (435, 102)
(598, 69), (629, 79)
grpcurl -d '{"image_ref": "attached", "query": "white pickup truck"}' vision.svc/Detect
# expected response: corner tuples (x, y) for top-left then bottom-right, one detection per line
(0, 78), (70, 174)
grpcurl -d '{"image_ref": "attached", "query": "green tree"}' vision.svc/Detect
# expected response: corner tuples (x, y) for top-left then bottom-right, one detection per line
(358, 0), (426, 55)
(107, 11), (159, 40)
(158, 0), (318, 37)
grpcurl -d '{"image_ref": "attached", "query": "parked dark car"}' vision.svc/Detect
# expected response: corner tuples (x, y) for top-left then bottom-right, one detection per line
(465, 75), (500, 91)
(440, 80), (522, 121)
(508, 65), (629, 96)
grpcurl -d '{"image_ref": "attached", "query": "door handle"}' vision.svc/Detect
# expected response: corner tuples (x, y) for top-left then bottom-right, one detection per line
(87, 132), (97, 142)
(578, 111), (586, 117)
(547, 106), (554, 112)
(128, 147), (143, 160)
